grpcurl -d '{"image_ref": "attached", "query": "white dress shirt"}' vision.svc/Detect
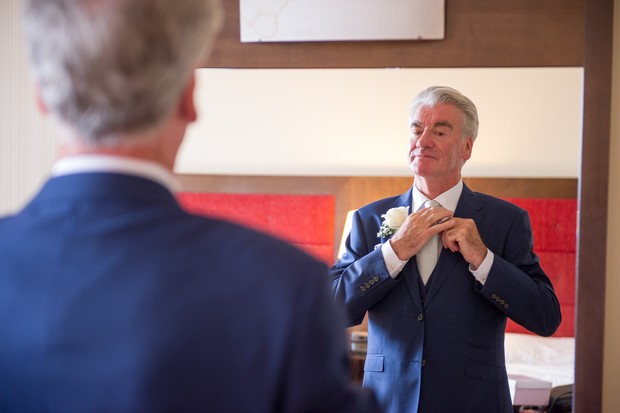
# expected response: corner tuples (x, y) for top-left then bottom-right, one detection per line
(381, 180), (494, 284)
(51, 154), (180, 193)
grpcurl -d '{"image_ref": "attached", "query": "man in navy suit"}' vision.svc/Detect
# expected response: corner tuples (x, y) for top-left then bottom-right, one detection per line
(0, 0), (379, 412)
(331, 86), (561, 413)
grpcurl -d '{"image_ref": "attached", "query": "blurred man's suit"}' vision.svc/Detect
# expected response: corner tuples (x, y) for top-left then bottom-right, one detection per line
(0, 168), (378, 412)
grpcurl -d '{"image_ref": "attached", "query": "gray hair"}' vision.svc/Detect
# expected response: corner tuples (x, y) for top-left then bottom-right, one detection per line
(23, 0), (223, 144)
(409, 86), (479, 141)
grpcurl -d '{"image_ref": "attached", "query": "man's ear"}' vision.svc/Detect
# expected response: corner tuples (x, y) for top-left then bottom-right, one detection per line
(35, 87), (49, 115)
(463, 136), (474, 161)
(178, 71), (197, 123)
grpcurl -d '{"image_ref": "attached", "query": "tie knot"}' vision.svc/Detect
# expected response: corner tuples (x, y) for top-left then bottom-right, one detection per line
(422, 199), (441, 209)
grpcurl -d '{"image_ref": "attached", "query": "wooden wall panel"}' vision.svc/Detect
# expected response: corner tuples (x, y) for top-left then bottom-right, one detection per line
(203, 0), (584, 69)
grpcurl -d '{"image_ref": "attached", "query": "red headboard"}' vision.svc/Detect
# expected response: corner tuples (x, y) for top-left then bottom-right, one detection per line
(177, 192), (335, 265)
(504, 198), (577, 337)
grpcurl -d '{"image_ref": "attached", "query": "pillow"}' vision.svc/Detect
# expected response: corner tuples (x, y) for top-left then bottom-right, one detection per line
(504, 333), (575, 365)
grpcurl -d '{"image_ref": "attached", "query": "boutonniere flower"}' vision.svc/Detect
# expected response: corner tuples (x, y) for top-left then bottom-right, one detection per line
(377, 206), (409, 238)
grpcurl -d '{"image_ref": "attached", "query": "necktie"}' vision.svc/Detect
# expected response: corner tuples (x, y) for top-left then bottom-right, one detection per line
(417, 199), (441, 284)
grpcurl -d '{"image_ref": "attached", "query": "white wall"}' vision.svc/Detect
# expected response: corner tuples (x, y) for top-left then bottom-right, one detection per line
(0, 0), (57, 216)
(179, 68), (583, 177)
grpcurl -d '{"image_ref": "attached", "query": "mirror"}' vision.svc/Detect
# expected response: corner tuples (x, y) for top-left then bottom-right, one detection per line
(176, 67), (583, 394)
(199, 0), (610, 408)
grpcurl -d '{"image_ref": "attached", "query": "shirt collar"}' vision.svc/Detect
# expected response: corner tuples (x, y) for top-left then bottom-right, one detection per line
(51, 154), (181, 193)
(412, 180), (463, 212)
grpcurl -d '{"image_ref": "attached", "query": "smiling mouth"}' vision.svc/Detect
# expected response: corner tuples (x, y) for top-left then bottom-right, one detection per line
(413, 152), (435, 159)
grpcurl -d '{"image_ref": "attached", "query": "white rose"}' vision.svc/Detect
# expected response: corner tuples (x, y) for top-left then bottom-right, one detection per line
(382, 206), (409, 229)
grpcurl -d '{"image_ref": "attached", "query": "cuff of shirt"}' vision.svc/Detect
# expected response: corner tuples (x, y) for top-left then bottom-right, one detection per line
(381, 241), (409, 279)
(469, 249), (494, 285)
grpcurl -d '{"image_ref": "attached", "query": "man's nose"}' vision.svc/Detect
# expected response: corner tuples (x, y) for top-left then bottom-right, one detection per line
(416, 130), (434, 148)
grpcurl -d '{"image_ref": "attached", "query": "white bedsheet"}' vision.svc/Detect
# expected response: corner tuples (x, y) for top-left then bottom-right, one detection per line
(504, 333), (575, 388)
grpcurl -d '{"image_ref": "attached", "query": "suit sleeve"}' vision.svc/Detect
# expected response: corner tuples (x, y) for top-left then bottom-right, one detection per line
(330, 210), (400, 326)
(479, 208), (562, 336)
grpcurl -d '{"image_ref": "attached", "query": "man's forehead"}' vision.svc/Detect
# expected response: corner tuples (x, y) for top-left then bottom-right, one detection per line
(411, 104), (463, 127)
(412, 119), (454, 128)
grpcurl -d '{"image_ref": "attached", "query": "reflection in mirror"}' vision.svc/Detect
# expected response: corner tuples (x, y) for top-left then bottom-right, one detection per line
(177, 67), (583, 407)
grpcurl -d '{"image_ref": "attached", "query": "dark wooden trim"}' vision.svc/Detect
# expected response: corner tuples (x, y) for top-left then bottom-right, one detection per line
(177, 175), (578, 198)
(203, 0), (584, 69)
(463, 178), (578, 199)
(574, 0), (613, 411)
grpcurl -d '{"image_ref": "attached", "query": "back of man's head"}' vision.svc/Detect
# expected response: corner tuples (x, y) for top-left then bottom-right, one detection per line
(23, 0), (222, 144)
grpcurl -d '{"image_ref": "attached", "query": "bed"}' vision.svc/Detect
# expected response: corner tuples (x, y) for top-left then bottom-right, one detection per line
(505, 332), (575, 388)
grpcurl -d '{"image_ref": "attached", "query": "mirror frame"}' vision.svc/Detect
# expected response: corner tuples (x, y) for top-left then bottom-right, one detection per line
(574, 0), (613, 410)
(201, 0), (614, 409)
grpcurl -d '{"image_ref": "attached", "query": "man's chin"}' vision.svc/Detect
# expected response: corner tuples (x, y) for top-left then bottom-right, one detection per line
(410, 162), (434, 176)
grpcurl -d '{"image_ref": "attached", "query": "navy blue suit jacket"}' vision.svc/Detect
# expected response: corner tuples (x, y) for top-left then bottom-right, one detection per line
(331, 184), (561, 413)
(0, 173), (379, 413)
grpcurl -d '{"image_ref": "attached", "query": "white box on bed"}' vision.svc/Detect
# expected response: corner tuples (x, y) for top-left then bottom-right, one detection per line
(508, 374), (552, 406)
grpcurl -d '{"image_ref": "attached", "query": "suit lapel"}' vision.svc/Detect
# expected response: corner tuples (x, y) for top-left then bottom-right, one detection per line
(423, 184), (485, 308)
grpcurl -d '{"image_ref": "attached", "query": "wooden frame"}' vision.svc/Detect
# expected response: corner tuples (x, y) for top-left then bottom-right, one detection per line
(575, 1), (613, 411)
(196, 0), (612, 409)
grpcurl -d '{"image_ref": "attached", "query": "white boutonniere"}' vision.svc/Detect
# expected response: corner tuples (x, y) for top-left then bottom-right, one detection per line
(377, 206), (409, 238)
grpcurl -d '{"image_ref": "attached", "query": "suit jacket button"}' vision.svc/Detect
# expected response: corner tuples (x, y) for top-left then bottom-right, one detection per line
(360, 286), (367, 292)
(373, 276), (380, 281)
(504, 303), (509, 309)
(417, 313), (424, 322)
(365, 282), (371, 288)
(421, 358), (427, 367)
(369, 279), (375, 285)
